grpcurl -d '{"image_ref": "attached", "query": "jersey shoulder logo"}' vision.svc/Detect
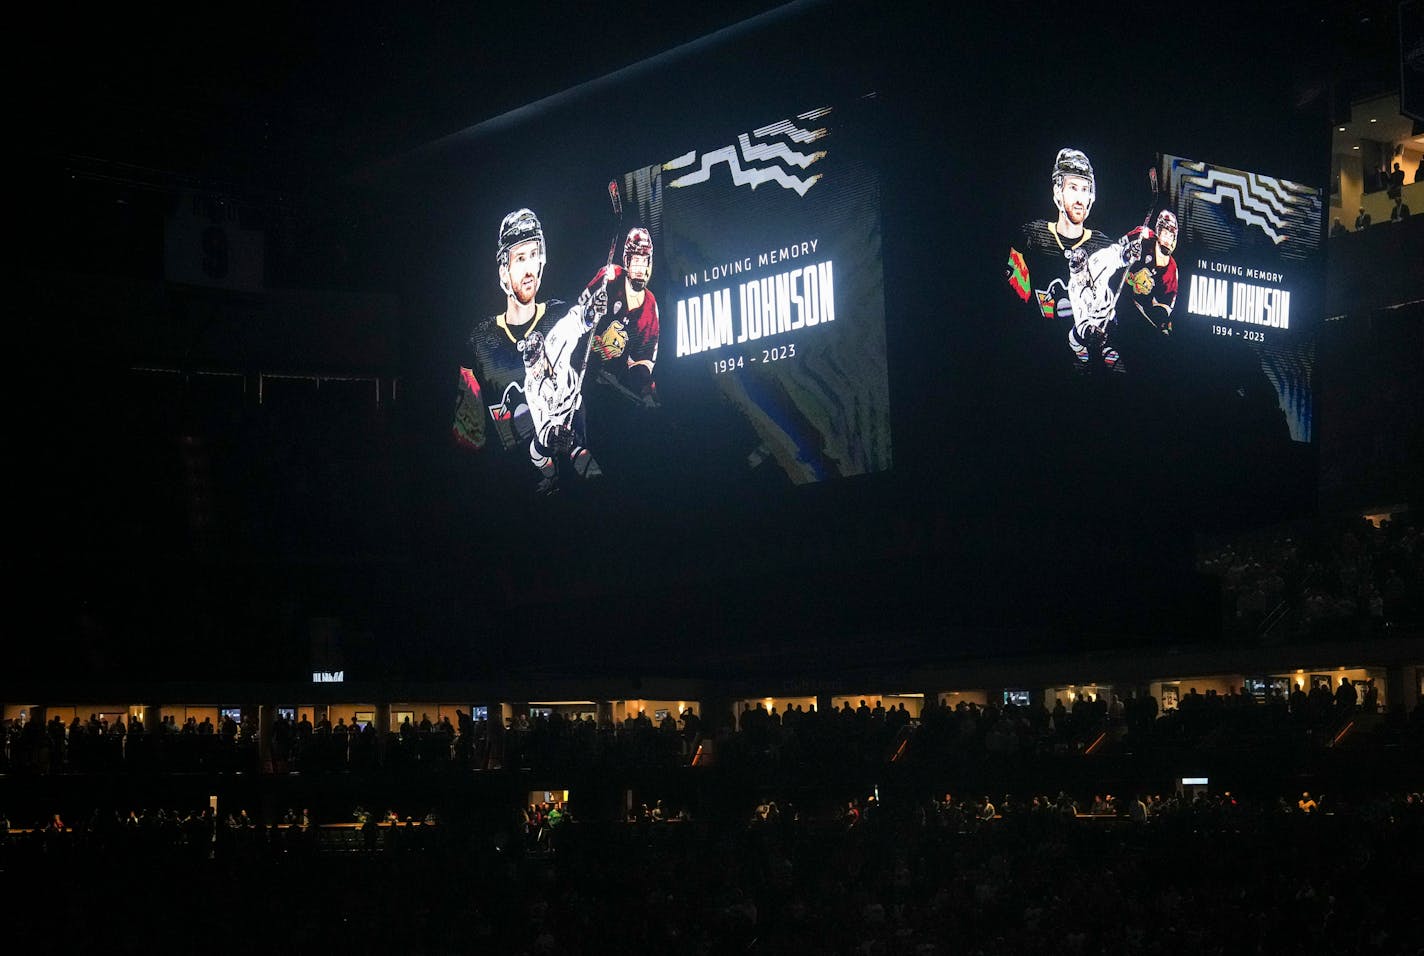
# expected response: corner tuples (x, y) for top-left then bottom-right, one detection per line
(1007, 247), (1030, 301)
(1035, 290), (1056, 319)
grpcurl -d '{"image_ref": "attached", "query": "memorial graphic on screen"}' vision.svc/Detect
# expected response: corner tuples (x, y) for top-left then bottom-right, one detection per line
(1164, 154), (1321, 442)
(1004, 147), (1321, 443)
(452, 99), (891, 496)
(1006, 148), (1176, 375)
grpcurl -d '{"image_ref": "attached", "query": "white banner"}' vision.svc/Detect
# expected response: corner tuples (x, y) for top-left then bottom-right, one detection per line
(163, 190), (265, 291)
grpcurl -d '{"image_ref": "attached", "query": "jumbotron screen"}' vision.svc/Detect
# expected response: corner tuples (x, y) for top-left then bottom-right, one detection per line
(450, 97), (889, 497)
(1005, 150), (1322, 443)
(362, 1), (1336, 655)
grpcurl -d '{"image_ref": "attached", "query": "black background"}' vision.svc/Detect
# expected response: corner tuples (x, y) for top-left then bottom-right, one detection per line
(12, 0), (1339, 680)
(374, 2), (1329, 663)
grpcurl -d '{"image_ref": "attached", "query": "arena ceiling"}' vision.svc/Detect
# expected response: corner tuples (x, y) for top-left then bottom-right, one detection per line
(28, 2), (792, 193)
(31, 2), (1405, 190)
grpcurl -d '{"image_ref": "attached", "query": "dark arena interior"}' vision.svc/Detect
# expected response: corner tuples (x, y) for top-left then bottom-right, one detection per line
(7, 1), (1424, 953)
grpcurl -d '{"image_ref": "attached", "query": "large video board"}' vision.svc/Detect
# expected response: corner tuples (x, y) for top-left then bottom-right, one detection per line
(1006, 150), (1322, 443)
(450, 96), (889, 497)
(384, 0), (1330, 633)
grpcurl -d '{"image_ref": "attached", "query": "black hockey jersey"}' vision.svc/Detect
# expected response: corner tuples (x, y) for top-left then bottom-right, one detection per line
(1007, 221), (1113, 325)
(454, 299), (566, 452)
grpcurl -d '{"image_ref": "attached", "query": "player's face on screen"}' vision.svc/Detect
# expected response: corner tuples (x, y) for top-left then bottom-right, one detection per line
(626, 254), (650, 291)
(503, 239), (543, 305)
(1058, 176), (1092, 225)
(1157, 223), (1178, 256)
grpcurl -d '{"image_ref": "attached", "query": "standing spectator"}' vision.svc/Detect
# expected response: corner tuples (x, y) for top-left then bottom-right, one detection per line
(844, 800), (860, 828)
(1361, 679), (1379, 713)
(1335, 677), (1358, 713)
(1387, 161), (1405, 199)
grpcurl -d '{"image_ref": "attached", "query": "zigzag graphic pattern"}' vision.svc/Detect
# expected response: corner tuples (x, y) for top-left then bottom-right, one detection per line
(664, 107), (831, 196)
(1168, 158), (1322, 261)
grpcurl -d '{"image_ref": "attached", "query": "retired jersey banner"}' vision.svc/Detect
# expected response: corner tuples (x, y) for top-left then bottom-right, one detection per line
(163, 190), (265, 292)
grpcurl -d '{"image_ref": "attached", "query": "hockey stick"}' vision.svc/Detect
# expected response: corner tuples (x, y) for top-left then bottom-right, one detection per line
(593, 368), (651, 407)
(1077, 167), (1160, 357)
(1113, 166), (1173, 333)
(553, 180), (625, 471)
(577, 179), (624, 382)
(1115, 166), (1158, 299)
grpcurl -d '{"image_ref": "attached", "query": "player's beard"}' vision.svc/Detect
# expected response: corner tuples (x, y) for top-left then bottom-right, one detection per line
(511, 274), (539, 305)
(628, 275), (647, 292)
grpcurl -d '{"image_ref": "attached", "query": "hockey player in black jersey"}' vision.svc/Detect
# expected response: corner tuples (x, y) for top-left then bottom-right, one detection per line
(1065, 208), (1181, 373)
(1006, 148), (1115, 367)
(453, 207), (601, 492)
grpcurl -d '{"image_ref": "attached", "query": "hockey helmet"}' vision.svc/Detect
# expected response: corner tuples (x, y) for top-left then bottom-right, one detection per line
(497, 208), (545, 295)
(1154, 209), (1179, 252)
(623, 226), (653, 288)
(1052, 148), (1096, 216)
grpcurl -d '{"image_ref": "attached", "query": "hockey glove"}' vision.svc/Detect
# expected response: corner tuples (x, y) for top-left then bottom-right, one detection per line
(1118, 234), (1143, 266)
(577, 284), (609, 328)
(546, 424), (575, 456)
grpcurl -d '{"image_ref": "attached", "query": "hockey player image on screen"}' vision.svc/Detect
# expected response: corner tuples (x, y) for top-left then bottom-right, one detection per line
(1006, 148), (1114, 336)
(1066, 208), (1180, 371)
(1065, 235), (1131, 371)
(581, 227), (660, 403)
(516, 284), (607, 490)
(453, 207), (600, 491)
(1122, 209), (1179, 334)
(454, 208), (559, 458)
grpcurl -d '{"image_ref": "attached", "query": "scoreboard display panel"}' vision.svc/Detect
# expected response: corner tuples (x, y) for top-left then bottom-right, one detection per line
(388, 0), (1328, 645)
